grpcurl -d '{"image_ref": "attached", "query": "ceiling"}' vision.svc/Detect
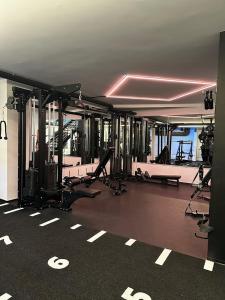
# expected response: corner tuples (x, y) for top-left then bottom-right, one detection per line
(0, 0), (225, 122)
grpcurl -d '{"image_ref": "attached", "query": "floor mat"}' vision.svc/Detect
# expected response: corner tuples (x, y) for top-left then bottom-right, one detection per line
(0, 201), (224, 300)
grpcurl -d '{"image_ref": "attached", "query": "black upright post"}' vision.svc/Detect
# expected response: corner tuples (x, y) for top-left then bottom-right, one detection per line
(130, 117), (133, 156)
(123, 115), (127, 174)
(110, 115), (116, 175)
(169, 127), (173, 160)
(117, 116), (121, 172)
(133, 120), (137, 161)
(57, 100), (63, 186)
(38, 90), (46, 190)
(140, 120), (143, 161)
(208, 31), (225, 263)
(100, 117), (104, 160)
(90, 116), (96, 163)
(157, 127), (160, 157)
(160, 126), (163, 152)
(17, 95), (26, 206)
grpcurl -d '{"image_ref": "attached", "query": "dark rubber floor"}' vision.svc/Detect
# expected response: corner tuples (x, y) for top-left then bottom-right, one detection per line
(0, 201), (224, 300)
(71, 181), (208, 259)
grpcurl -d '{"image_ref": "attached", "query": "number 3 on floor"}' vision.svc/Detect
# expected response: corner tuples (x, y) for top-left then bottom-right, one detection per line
(121, 287), (151, 300)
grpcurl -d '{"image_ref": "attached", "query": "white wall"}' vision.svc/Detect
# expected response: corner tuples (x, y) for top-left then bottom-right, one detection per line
(5, 81), (19, 200)
(0, 79), (8, 200)
(6, 105), (18, 200)
(0, 80), (31, 200)
(0, 80), (19, 200)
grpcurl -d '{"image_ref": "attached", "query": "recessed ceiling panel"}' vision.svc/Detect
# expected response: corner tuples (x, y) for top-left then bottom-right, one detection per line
(105, 74), (216, 101)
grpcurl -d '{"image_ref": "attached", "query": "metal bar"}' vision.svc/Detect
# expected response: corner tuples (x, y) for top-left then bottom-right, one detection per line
(166, 124), (169, 146)
(52, 101), (55, 159)
(117, 116), (121, 172)
(0, 69), (112, 108)
(100, 117), (104, 160)
(28, 98), (32, 163)
(123, 115), (127, 173)
(38, 90), (46, 189)
(0, 70), (51, 90)
(160, 126), (163, 152)
(32, 98), (36, 168)
(17, 95), (26, 206)
(130, 116), (133, 157)
(57, 100), (63, 186)
(48, 103), (51, 162)
(157, 127), (160, 157)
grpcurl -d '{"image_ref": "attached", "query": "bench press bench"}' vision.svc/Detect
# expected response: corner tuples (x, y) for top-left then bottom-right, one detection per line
(135, 168), (181, 187)
(145, 171), (181, 186)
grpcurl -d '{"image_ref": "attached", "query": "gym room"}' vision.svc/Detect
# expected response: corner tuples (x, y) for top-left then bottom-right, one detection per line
(0, 1), (225, 299)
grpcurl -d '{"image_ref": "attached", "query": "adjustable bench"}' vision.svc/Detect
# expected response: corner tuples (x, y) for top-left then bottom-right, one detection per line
(64, 147), (115, 189)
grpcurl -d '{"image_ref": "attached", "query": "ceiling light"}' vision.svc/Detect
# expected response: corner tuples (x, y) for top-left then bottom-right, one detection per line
(105, 74), (216, 102)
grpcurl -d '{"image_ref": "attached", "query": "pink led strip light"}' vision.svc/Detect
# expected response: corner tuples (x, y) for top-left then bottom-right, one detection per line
(105, 74), (216, 101)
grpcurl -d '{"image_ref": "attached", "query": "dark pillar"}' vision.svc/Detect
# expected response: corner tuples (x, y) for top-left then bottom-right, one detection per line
(208, 31), (225, 263)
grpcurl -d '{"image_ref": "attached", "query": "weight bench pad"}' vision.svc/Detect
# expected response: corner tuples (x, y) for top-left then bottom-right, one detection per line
(76, 188), (101, 198)
(151, 175), (181, 180)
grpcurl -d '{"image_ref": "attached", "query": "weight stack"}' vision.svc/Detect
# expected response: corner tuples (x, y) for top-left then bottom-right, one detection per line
(44, 162), (58, 191)
(23, 168), (39, 198)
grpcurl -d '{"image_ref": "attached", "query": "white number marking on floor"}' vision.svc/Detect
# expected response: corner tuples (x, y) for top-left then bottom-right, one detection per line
(39, 218), (60, 227)
(0, 293), (12, 299)
(125, 239), (136, 246)
(0, 236), (13, 246)
(121, 287), (151, 300)
(30, 212), (41, 217)
(155, 248), (172, 266)
(204, 260), (214, 272)
(0, 203), (9, 207)
(70, 224), (82, 230)
(87, 230), (106, 243)
(48, 256), (69, 269)
(3, 208), (24, 215)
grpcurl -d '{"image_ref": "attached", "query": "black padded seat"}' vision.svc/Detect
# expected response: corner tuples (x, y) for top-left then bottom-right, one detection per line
(151, 175), (181, 180)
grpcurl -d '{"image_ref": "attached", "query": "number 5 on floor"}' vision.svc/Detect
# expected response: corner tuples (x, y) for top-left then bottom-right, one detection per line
(121, 287), (151, 300)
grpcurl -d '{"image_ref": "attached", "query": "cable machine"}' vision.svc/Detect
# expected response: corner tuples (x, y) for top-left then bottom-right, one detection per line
(110, 112), (133, 176)
(153, 123), (177, 164)
(4, 69), (112, 210)
(133, 118), (151, 163)
(99, 117), (111, 161)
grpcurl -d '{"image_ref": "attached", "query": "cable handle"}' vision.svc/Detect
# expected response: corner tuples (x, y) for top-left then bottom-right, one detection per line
(0, 120), (8, 140)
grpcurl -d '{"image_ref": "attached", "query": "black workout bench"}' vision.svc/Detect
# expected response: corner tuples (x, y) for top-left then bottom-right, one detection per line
(135, 168), (181, 187)
(147, 173), (181, 187)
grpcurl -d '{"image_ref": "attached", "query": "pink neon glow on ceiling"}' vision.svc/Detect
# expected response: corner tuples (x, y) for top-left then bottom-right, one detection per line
(105, 74), (217, 102)
(160, 115), (214, 118)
